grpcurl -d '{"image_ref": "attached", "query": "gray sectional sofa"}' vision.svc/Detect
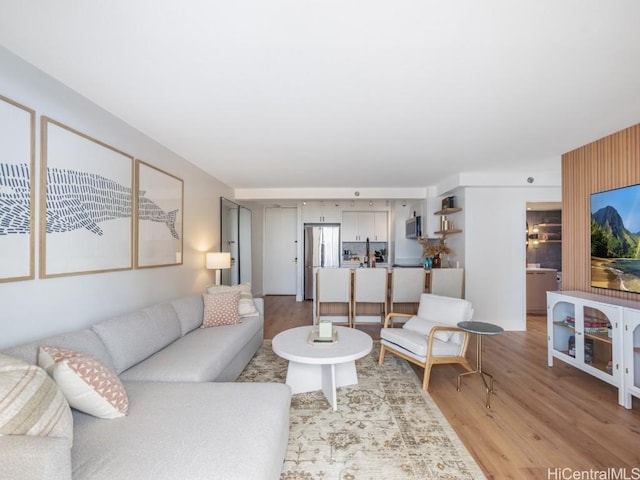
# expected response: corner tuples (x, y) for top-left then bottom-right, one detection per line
(1, 294), (291, 480)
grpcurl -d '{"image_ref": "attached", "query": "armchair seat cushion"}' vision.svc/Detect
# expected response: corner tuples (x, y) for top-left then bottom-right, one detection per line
(380, 327), (462, 359)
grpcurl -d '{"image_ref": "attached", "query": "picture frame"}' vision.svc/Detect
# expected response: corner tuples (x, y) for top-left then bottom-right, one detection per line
(135, 160), (183, 268)
(0, 95), (36, 282)
(40, 117), (134, 278)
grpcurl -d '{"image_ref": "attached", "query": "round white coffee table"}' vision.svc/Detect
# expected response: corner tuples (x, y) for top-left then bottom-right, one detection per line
(272, 326), (373, 410)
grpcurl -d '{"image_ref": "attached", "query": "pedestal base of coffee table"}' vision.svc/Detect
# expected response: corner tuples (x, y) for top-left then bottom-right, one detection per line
(285, 361), (359, 410)
(272, 326), (373, 411)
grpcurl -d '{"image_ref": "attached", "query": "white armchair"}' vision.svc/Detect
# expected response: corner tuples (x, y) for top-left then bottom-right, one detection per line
(378, 293), (474, 391)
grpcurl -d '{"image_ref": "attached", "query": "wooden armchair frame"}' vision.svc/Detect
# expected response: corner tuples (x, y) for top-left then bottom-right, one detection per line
(378, 312), (473, 391)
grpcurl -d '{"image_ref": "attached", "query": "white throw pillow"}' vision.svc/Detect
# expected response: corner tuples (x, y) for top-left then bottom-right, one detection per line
(205, 283), (259, 317)
(38, 346), (129, 419)
(403, 316), (455, 342)
(0, 353), (73, 445)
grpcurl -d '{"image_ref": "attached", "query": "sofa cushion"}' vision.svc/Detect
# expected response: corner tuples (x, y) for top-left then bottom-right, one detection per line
(170, 294), (204, 335)
(1, 329), (115, 373)
(39, 347), (128, 419)
(71, 381), (291, 480)
(0, 435), (72, 480)
(119, 315), (263, 382)
(91, 303), (182, 374)
(202, 291), (241, 327)
(0, 354), (73, 446)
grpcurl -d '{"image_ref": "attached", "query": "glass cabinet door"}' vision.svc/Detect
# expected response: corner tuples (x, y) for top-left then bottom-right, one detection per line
(581, 306), (614, 376)
(624, 309), (640, 395)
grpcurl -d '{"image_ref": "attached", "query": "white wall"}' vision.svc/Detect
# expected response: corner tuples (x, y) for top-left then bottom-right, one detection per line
(392, 200), (424, 264)
(0, 48), (233, 349)
(464, 186), (561, 331)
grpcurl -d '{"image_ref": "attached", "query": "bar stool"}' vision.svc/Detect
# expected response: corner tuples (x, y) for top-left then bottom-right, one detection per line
(353, 268), (388, 326)
(389, 267), (427, 325)
(315, 268), (352, 326)
(429, 268), (465, 299)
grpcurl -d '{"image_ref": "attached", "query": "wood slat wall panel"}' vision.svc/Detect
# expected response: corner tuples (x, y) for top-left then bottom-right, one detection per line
(562, 123), (640, 301)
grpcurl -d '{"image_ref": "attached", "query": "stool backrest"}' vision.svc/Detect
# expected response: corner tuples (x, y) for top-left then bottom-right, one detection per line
(316, 268), (352, 302)
(429, 268), (464, 298)
(391, 268), (425, 303)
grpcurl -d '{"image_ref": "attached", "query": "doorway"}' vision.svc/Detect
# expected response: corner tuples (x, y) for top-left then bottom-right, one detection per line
(525, 202), (562, 318)
(264, 207), (298, 295)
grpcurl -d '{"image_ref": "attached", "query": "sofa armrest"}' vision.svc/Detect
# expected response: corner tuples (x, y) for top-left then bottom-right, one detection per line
(253, 297), (264, 317)
(0, 435), (71, 480)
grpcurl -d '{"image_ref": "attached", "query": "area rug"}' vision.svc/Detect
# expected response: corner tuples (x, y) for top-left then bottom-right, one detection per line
(237, 340), (486, 480)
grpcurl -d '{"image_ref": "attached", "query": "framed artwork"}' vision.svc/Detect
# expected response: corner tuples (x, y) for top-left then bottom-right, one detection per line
(135, 160), (183, 268)
(0, 95), (36, 282)
(40, 117), (134, 278)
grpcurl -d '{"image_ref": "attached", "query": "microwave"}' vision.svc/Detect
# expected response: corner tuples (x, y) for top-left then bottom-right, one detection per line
(405, 216), (422, 239)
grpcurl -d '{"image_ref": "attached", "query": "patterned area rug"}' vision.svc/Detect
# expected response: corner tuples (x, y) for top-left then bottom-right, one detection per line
(237, 341), (486, 480)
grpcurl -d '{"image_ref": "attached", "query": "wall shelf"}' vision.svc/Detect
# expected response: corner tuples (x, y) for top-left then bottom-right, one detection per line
(434, 207), (462, 215)
(434, 206), (463, 235)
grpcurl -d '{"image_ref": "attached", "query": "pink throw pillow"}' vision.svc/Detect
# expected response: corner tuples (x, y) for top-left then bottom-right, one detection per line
(38, 346), (129, 419)
(202, 291), (241, 327)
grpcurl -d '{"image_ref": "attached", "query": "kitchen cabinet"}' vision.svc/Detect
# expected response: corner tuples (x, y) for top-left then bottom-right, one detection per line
(547, 291), (626, 406)
(374, 211), (388, 241)
(342, 211), (387, 242)
(526, 269), (557, 314)
(301, 201), (341, 224)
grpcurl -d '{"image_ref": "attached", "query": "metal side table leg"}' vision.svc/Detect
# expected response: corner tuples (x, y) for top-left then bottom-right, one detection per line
(457, 333), (496, 408)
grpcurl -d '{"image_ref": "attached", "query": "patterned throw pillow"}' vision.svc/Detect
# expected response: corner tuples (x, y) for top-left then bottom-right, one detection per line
(38, 346), (129, 419)
(202, 291), (241, 327)
(0, 353), (73, 445)
(205, 283), (259, 317)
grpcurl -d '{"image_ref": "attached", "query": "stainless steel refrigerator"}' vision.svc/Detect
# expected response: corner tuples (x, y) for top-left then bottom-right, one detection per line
(304, 224), (341, 300)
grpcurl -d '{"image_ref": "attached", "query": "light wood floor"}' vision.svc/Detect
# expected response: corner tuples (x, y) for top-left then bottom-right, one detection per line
(263, 295), (640, 479)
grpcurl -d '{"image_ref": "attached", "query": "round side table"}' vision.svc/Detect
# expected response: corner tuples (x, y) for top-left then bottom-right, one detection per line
(456, 320), (504, 408)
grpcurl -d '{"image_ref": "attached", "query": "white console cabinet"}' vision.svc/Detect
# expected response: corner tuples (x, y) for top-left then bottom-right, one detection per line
(623, 308), (640, 406)
(547, 291), (636, 407)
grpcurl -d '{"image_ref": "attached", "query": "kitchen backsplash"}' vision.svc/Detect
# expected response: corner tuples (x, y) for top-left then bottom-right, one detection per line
(342, 242), (388, 263)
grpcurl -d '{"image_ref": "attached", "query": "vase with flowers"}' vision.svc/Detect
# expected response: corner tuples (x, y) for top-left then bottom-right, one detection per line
(418, 236), (452, 269)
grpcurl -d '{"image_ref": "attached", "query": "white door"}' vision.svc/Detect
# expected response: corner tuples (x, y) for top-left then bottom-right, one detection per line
(264, 207), (298, 295)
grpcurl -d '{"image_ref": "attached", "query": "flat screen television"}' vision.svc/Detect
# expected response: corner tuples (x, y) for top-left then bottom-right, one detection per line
(590, 183), (640, 293)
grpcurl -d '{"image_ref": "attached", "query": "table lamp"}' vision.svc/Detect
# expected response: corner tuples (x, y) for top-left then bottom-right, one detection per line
(206, 252), (231, 285)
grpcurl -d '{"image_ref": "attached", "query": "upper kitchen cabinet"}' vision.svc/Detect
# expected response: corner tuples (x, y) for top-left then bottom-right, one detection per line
(302, 201), (342, 224)
(342, 211), (388, 242)
(374, 211), (388, 241)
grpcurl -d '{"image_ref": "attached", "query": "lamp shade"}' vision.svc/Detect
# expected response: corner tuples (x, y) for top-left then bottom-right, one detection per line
(206, 252), (231, 269)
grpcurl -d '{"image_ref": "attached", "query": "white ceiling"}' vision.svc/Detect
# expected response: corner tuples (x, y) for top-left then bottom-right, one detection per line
(1, 1), (639, 193)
